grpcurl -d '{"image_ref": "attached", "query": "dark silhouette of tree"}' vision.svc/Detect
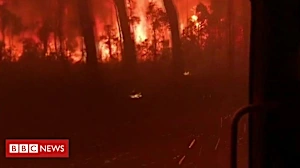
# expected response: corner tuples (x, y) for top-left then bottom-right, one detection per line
(20, 39), (41, 61)
(113, 0), (137, 75)
(0, 3), (9, 44)
(196, 3), (210, 20)
(162, 0), (184, 75)
(77, 0), (98, 69)
(180, 3), (209, 71)
(98, 25), (120, 62)
(38, 18), (52, 57)
(146, 1), (169, 60)
(57, 0), (64, 57)
(205, 0), (228, 67)
(0, 2), (23, 61)
(183, 2), (209, 48)
(64, 1), (82, 60)
(0, 4), (8, 61)
(195, 2), (209, 57)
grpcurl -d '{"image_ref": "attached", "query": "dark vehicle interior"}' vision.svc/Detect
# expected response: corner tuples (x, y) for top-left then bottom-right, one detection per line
(232, 0), (300, 168)
(0, 0), (299, 168)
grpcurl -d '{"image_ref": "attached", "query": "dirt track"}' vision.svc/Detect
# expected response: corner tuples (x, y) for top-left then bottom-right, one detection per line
(0, 65), (248, 168)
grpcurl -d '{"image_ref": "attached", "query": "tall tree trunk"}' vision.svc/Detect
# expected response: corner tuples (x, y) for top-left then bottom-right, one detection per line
(162, 0), (184, 76)
(38, 20), (50, 57)
(113, 0), (137, 76)
(152, 25), (157, 59)
(115, 5), (123, 55)
(77, 0), (98, 69)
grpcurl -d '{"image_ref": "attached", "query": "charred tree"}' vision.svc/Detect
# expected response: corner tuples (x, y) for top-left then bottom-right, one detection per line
(146, 2), (168, 60)
(113, 0), (137, 75)
(152, 26), (157, 58)
(115, 5), (123, 55)
(162, 0), (184, 75)
(77, 0), (98, 69)
(38, 19), (51, 57)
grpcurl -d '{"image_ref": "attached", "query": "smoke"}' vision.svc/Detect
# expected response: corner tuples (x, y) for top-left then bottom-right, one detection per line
(91, 0), (117, 36)
(2, 0), (211, 37)
(5, 0), (51, 25)
(91, 0), (114, 24)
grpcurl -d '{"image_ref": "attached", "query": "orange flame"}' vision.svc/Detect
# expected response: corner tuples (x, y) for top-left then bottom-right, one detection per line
(0, 0), (211, 62)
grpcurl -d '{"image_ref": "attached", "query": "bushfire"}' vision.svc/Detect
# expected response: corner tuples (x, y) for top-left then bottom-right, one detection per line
(0, 0), (249, 65)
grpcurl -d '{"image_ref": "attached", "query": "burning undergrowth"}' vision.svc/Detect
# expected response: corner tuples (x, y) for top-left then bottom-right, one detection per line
(0, 0), (249, 68)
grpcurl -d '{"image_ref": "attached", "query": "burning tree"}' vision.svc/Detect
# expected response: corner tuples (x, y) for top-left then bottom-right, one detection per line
(181, 2), (210, 70)
(162, 0), (184, 75)
(113, 0), (137, 75)
(205, 0), (236, 70)
(0, 2), (9, 45)
(63, 1), (83, 62)
(0, 2), (23, 61)
(20, 38), (42, 61)
(0, 0), (250, 76)
(98, 24), (120, 62)
(127, 0), (141, 36)
(182, 2), (209, 50)
(38, 18), (52, 57)
(56, 0), (64, 57)
(146, 1), (169, 61)
(77, 0), (98, 69)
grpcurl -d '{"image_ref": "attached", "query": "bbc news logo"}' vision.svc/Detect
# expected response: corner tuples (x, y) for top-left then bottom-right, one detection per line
(5, 139), (69, 158)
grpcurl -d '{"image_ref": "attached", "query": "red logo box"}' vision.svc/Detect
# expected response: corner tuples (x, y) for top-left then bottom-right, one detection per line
(5, 139), (69, 158)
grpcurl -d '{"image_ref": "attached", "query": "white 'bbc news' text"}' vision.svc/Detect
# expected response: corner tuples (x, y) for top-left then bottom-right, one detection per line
(9, 144), (65, 153)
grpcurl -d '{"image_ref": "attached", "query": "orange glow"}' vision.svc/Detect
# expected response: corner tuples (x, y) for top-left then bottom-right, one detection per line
(133, 0), (148, 43)
(0, 0), (212, 62)
(191, 15), (198, 22)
